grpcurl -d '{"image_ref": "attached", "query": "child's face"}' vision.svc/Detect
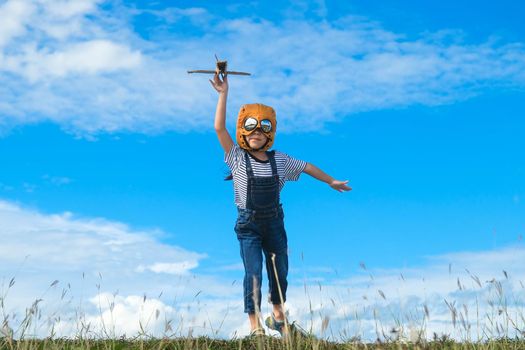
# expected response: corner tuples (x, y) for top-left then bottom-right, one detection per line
(246, 130), (268, 150)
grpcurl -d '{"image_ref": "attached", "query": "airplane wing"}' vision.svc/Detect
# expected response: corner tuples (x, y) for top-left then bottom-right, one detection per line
(187, 70), (251, 76)
(187, 70), (216, 74)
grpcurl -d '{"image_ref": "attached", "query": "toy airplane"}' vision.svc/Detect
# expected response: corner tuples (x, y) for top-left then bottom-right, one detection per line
(187, 55), (251, 79)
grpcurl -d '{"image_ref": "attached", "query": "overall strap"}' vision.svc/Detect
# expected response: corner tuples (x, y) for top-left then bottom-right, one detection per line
(267, 151), (278, 177)
(244, 151), (255, 177)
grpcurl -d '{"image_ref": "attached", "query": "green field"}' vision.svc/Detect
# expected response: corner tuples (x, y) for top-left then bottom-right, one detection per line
(2, 337), (525, 350)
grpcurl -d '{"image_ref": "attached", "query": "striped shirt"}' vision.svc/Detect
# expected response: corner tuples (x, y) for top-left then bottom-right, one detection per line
(225, 144), (307, 209)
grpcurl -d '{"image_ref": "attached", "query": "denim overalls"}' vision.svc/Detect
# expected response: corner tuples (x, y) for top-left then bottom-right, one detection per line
(234, 151), (288, 314)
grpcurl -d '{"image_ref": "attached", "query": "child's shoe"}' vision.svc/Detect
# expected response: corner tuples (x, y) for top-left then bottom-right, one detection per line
(265, 312), (285, 335)
(248, 327), (266, 337)
(265, 313), (310, 339)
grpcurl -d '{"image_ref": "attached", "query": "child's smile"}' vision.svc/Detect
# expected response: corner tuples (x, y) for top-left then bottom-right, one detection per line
(246, 131), (268, 149)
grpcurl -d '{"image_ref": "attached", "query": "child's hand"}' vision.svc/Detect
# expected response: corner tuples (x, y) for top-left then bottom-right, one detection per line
(330, 180), (352, 192)
(210, 72), (228, 94)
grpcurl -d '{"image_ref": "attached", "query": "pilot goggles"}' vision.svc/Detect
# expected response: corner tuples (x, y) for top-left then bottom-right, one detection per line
(243, 117), (273, 133)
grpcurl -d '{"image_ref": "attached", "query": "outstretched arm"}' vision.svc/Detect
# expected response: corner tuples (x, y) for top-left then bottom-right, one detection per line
(304, 163), (352, 192)
(210, 72), (234, 153)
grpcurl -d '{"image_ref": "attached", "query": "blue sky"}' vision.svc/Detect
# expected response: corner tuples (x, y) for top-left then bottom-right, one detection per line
(0, 0), (524, 340)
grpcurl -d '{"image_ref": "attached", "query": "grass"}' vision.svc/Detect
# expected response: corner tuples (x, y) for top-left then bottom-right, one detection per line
(1, 263), (524, 349)
(1, 336), (525, 350)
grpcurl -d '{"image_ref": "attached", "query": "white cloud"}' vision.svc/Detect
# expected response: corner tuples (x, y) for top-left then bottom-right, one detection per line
(0, 0), (100, 48)
(0, 0), (35, 48)
(0, 0), (140, 82)
(20, 40), (142, 81)
(0, 200), (205, 274)
(137, 261), (199, 275)
(1, 3), (525, 135)
(42, 0), (99, 19)
(284, 246), (525, 341)
(0, 198), (524, 340)
(0, 199), (244, 339)
(81, 293), (177, 338)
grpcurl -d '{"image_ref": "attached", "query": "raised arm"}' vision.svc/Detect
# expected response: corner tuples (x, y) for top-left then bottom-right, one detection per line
(210, 73), (234, 153)
(304, 163), (352, 192)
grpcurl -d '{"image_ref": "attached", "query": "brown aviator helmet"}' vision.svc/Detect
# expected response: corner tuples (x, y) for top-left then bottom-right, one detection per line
(236, 103), (277, 151)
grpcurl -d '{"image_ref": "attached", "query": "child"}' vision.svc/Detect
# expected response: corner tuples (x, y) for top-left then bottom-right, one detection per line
(210, 72), (351, 337)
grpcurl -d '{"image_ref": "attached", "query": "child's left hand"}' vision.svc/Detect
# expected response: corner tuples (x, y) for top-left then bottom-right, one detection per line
(330, 180), (352, 192)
